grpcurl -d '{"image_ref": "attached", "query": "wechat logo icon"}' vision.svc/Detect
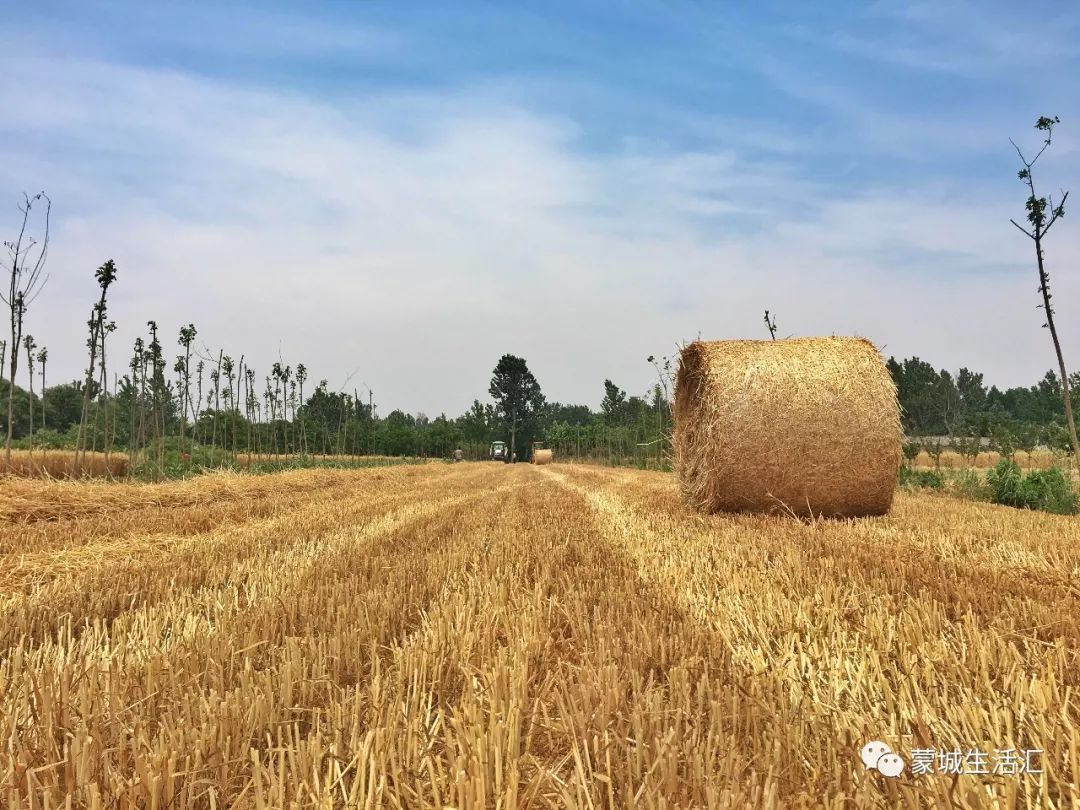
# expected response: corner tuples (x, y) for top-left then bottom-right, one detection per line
(861, 740), (905, 778)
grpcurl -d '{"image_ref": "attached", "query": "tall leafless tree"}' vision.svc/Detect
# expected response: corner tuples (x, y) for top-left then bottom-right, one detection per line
(297, 363), (308, 455)
(37, 346), (47, 430)
(178, 324), (197, 456)
(128, 339), (143, 462)
(763, 310), (778, 340)
(99, 317), (116, 465)
(233, 355), (243, 459)
(146, 321), (166, 477)
(194, 359), (204, 446)
(1009, 116), (1079, 471)
(23, 335), (37, 451)
(77, 260), (117, 466)
(2, 192), (50, 463)
(210, 350), (223, 451)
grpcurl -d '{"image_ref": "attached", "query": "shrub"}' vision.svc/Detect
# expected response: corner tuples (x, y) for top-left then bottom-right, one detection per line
(986, 459), (1026, 508)
(899, 467), (944, 490)
(1022, 468), (1078, 515)
(950, 469), (991, 502)
(986, 459), (1078, 515)
(15, 429), (70, 450)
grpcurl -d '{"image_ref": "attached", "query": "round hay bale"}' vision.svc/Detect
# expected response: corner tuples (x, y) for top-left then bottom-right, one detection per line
(533, 449), (554, 465)
(674, 337), (902, 518)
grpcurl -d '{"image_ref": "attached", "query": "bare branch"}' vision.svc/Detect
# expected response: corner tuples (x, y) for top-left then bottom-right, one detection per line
(27, 194), (50, 283)
(1010, 219), (1035, 240)
(1041, 190), (1069, 236)
(1009, 137), (1030, 168)
(23, 276), (51, 306)
(1029, 139), (1051, 166)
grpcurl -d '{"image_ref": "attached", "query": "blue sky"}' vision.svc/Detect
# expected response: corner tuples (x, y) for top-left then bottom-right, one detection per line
(4, 1), (1080, 414)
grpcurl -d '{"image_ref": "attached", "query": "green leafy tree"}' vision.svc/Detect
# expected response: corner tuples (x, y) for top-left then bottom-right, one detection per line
(543, 402), (594, 428)
(601, 380), (627, 425)
(489, 354), (544, 460)
(0, 378), (34, 440)
(956, 368), (987, 416)
(380, 410), (416, 456)
(458, 399), (495, 445)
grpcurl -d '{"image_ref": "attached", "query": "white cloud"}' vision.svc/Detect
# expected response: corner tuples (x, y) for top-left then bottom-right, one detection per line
(4, 50), (1079, 417)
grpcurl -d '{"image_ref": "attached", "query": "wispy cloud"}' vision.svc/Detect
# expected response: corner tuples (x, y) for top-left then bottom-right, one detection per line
(2, 3), (1078, 413)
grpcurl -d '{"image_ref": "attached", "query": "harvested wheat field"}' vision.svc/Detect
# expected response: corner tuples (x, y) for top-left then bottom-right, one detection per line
(234, 454), (431, 468)
(913, 450), (1061, 470)
(1, 463), (1078, 808)
(0, 450), (129, 479)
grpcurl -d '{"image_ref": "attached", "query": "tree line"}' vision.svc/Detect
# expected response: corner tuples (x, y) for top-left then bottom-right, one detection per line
(1, 235), (1075, 472)
(0, 220), (1075, 472)
(3, 116), (1076, 474)
(886, 357), (1080, 452)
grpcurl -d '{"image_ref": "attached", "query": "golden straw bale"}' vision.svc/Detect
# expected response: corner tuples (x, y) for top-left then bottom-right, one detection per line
(532, 449), (554, 465)
(674, 337), (902, 518)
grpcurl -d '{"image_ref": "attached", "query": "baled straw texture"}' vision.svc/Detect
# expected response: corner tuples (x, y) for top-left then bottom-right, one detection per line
(674, 337), (902, 518)
(533, 449), (554, 465)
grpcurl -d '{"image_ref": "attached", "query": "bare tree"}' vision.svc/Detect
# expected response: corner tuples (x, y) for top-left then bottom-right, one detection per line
(128, 338), (144, 461)
(178, 324), (197, 456)
(1009, 115), (1079, 471)
(76, 260), (118, 466)
(2, 193), (50, 463)
(265, 375), (276, 454)
(99, 318), (117, 465)
(232, 355), (243, 459)
(146, 321), (166, 477)
(282, 364), (293, 455)
(297, 363), (308, 455)
(244, 367), (256, 461)
(194, 359), (204, 446)
(222, 354), (234, 455)
(210, 349), (223, 451)
(764, 310), (778, 340)
(23, 335), (37, 451)
(37, 346), (47, 430)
